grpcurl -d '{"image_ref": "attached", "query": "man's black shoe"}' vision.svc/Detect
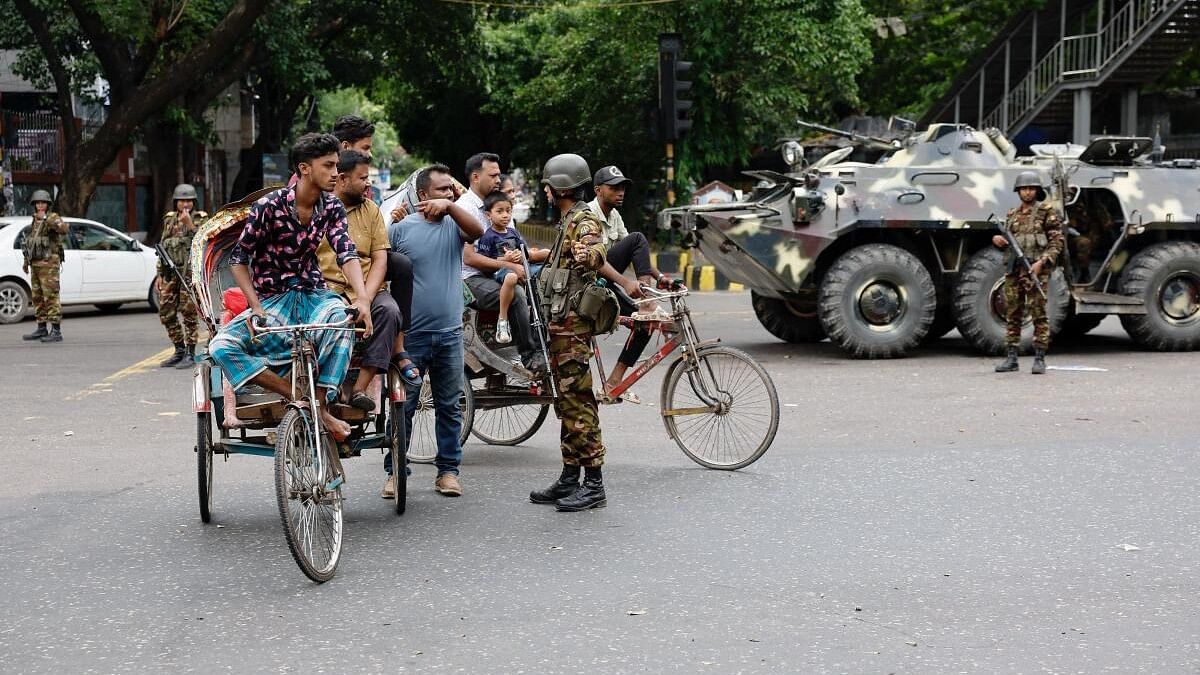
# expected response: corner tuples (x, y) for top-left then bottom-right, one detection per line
(40, 327), (63, 343)
(530, 477), (580, 504)
(555, 477), (606, 511)
(23, 324), (48, 341)
(994, 347), (1019, 373)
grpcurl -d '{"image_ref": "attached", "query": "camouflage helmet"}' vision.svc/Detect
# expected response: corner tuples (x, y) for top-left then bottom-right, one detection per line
(1012, 171), (1047, 200)
(540, 154), (591, 191)
(28, 189), (52, 205)
(172, 183), (198, 201)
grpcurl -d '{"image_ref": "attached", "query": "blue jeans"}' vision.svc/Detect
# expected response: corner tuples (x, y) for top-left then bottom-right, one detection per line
(388, 327), (464, 476)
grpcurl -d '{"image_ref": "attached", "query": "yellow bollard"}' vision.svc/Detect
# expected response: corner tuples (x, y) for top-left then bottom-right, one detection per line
(728, 282), (745, 292)
(699, 265), (716, 291)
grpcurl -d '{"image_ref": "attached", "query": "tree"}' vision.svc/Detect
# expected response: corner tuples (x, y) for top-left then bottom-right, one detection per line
(2, 0), (269, 216)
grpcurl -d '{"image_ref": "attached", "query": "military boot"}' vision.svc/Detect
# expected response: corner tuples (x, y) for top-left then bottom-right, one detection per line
(160, 343), (186, 367)
(23, 323), (48, 341)
(176, 344), (196, 369)
(40, 324), (62, 343)
(530, 465), (581, 504)
(1031, 349), (1047, 375)
(994, 347), (1019, 373)
(555, 475), (606, 512)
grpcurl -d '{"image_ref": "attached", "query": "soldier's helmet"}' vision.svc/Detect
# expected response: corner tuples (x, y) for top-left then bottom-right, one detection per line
(1012, 171), (1046, 201)
(540, 154), (591, 191)
(172, 183), (198, 201)
(29, 189), (52, 205)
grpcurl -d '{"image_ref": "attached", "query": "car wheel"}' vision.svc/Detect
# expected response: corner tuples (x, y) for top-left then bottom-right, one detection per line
(148, 278), (161, 312)
(0, 280), (30, 324)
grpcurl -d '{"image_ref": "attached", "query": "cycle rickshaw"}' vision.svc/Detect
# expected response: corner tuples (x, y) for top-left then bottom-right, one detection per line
(380, 171), (780, 470)
(178, 190), (409, 583)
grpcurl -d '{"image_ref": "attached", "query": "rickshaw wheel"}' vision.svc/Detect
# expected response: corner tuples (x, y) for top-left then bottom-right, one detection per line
(275, 407), (343, 583)
(389, 400), (407, 515)
(196, 411), (214, 523)
(407, 373), (474, 462)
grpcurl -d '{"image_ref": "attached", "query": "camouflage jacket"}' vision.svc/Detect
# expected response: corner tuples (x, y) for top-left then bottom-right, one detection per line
(22, 212), (66, 264)
(1003, 202), (1064, 273)
(541, 201), (606, 335)
(157, 210), (208, 278)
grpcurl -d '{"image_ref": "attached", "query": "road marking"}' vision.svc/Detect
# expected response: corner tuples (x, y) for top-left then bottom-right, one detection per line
(65, 347), (175, 400)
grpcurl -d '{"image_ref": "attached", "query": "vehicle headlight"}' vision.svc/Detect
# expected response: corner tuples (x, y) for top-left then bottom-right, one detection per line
(781, 141), (804, 169)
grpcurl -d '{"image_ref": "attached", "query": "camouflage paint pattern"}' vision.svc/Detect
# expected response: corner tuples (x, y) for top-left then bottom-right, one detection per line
(30, 257), (62, 324)
(158, 276), (200, 346)
(549, 329), (604, 468)
(1003, 202), (1064, 271)
(657, 124), (1200, 355)
(1004, 271), (1052, 349)
(545, 200), (607, 467)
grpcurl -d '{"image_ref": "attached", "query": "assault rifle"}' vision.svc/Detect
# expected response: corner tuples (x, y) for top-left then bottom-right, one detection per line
(514, 241), (556, 396)
(990, 214), (1047, 300)
(155, 243), (216, 334)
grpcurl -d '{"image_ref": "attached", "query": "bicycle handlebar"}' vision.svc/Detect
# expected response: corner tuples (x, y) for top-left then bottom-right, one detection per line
(250, 309), (358, 335)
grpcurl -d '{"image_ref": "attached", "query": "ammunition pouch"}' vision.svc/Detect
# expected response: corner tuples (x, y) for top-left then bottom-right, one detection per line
(574, 281), (620, 334)
(538, 267), (577, 323)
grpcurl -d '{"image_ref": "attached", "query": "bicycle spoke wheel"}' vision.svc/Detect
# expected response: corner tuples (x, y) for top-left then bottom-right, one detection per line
(660, 346), (779, 470)
(196, 412), (214, 523)
(470, 377), (548, 446)
(274, 407), (343, 583)
(389, 399), (407, 515)
(406, 377), (438, 463)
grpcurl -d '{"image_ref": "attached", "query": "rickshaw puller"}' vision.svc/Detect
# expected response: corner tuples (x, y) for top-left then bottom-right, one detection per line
(208, 133), (373, 441)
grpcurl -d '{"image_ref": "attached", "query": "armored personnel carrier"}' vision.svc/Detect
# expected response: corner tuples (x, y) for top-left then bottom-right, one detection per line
(658, 123), (1200, 358)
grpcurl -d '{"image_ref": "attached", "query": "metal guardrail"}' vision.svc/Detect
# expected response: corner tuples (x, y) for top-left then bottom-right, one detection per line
(975, 0), (1186, 134)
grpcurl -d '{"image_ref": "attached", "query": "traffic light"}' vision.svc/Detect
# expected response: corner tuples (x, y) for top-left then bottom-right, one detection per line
(658, 33), (693, 141)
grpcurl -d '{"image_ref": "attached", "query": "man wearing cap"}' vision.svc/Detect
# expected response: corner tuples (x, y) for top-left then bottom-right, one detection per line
(157, 183), (208, 368)
(20, 190), (67, 343)
(588, 166), (674, 399)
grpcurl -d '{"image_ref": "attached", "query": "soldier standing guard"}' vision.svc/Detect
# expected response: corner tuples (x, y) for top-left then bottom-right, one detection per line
(529, 153), (610, 511)
(157, 183), (208, 368)
(993, 172), (1064, 375)
(21, 190), (67, 343)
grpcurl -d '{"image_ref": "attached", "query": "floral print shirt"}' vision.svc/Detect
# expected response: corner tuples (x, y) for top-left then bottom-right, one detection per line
(230, 186), (357, 297)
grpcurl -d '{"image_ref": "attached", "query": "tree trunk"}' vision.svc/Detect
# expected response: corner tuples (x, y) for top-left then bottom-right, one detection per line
(142, 118), (184, 243)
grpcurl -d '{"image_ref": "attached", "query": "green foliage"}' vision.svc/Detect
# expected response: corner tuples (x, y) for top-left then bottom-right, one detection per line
(312, 87), (405, 170)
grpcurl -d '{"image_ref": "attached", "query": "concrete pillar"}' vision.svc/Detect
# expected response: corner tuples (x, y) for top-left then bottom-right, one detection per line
(1073, 88), (1093, 145)
(1120, 88), (1139, 136)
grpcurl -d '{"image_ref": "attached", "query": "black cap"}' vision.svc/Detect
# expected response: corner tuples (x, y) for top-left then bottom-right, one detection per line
(593, 165), (632, 186)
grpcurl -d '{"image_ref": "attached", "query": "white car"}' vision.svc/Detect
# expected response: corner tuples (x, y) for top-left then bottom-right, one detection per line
(0, 215), (160, 323)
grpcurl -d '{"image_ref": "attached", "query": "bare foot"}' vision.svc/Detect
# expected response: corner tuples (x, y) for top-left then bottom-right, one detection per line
(320, 408), (351, 441)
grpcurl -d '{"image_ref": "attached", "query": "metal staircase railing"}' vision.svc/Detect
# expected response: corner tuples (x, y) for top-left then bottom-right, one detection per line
(980, 0), (1186, 133)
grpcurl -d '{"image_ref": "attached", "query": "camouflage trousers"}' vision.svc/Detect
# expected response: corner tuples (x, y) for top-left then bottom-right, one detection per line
(158, 277), (199, 346)
(1003, 271), (1051, 350)
(549, 330), (605, 468)
(30, 259), (62, 324)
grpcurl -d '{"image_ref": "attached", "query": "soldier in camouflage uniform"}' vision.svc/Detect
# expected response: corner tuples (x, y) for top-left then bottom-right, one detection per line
(993, 171), (1065, 375)
(529, 154), (610, 512)
(157, 184), (208, 368)
(21, 190), (67, 343)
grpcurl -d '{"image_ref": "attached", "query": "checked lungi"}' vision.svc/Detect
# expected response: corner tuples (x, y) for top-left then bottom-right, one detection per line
(208, 288), (353, 400)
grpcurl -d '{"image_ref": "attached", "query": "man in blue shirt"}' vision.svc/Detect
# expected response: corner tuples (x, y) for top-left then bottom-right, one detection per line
(388, 163), (485, 497)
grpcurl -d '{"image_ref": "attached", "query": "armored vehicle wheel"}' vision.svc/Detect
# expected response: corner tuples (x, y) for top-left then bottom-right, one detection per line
(407, 373), (474, 463)
(818, 244), (936, 358)
(923, 296), (957, 344)
(1058, 311), (1106, 340)
(1118, 241), (1200, 351)
(952, 247), (1069, 355)
(751, 291), (825, 343)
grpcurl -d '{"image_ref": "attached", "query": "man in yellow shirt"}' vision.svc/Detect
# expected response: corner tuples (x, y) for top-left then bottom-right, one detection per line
(318, 150), (417, 412)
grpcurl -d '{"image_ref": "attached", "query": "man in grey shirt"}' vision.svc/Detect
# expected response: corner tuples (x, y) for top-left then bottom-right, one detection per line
(389, 163), (485, 497)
